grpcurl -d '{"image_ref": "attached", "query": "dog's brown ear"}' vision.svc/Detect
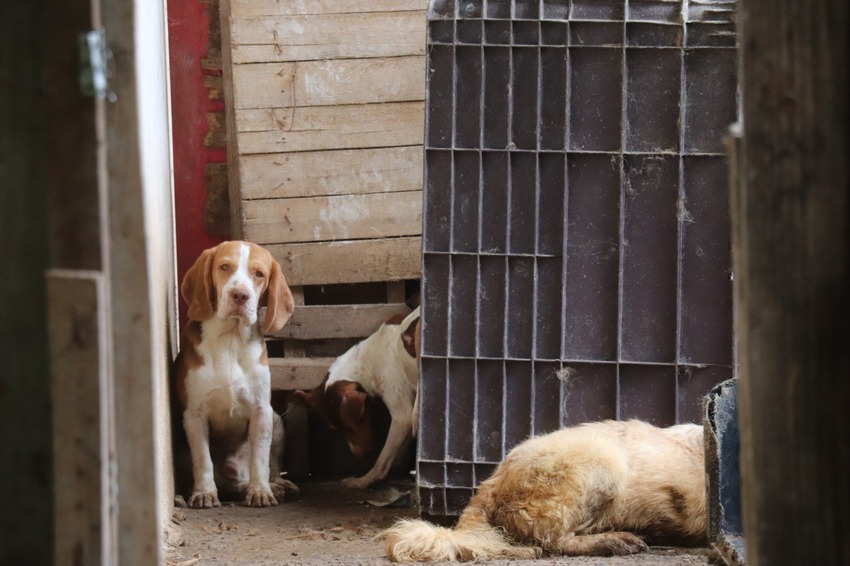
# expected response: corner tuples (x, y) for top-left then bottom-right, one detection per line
(182, 245), (219, 322)
(293, 373), (330, 410)
(401, 316), (420, 359)
(339, 388), (367, 429)
(263, 258), (294, 334)
(292, 389), (310, 404)
(294, 385), (322, 410)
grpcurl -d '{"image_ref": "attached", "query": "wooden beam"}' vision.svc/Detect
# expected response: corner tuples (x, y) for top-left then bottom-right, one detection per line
(243, 190), (422, 245)
(231, 11), (425, 64)
(204, 162), (230, 235)
(239, 146), (423, 200)
(232, 57), (426, 110)
(285, 287), (307, 358)
(268, 303), (411, 340)
(235, 102), (424, 155)
(47, 271), (112, 566)
(231, 0), (427, 18)
(269, 236), (422, 286)
(270, 358), (333, 390)
(220, 0), (245, 237)
(734, 1), (850, 564)
(102, 0), (174, 560)
(1, 1), (54, 558)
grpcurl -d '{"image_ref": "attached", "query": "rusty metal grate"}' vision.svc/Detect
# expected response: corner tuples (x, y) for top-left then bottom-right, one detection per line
(418, 0), (738, 517)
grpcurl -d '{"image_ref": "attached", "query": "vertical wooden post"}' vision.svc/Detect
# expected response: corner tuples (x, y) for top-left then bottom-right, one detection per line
(0, 3), (53, 563)
(218, 0), (245, 240)
(733, 1), (850, 564)
(48, 272), (115, 566)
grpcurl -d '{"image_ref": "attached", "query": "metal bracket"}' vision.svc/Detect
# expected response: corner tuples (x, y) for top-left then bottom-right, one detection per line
(79, 29), (109, 99)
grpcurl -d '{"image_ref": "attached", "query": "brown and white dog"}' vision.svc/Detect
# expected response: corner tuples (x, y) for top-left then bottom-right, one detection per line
(298, 307), (421, 489)
(173, 240), (298, 508)
(383, 419), (706, 561)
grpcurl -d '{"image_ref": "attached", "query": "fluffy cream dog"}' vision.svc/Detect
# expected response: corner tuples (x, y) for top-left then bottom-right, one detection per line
(383, 420), (706, 561)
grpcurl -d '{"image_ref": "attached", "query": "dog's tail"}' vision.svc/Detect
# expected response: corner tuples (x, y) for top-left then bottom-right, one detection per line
(381, 481), (540, 562)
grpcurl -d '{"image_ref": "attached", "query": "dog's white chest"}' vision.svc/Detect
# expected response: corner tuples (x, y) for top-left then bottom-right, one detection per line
(189, 322), (268, 420)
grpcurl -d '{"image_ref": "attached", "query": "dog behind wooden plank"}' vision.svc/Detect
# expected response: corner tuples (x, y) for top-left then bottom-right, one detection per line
(382, 419), (706, 561)
(298, 307), (420, 489)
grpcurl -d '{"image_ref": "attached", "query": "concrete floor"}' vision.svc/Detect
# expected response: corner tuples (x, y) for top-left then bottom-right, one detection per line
(164, 482), (712, 566)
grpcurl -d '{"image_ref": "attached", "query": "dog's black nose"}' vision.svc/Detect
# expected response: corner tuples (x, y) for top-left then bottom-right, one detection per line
(230, 290), (249, 304)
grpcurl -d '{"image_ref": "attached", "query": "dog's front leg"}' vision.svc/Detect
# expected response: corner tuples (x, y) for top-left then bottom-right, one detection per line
(245, 403), (277, 507)
(341, 414), (412, 489)
(184, 409), (220, 508)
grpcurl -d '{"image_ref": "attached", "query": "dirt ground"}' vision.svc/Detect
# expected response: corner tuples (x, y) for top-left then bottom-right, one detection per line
(164, 482), (712, 566)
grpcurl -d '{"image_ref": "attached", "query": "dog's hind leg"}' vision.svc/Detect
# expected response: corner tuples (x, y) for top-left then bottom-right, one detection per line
(548, 531), (648, 556)
(269, 412), (299, 500)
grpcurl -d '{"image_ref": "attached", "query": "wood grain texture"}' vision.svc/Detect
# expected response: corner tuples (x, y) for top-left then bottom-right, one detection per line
(734, 1), (850, 564)
(220, 0), (245, 238)
(232, 56), (425, 110)
(205, 163), (231, 235)
(268, 303), (412, 340)
(239, 146), (423, 199)
(48, 271), (110, 566)
(243, 190), (422, 244)
(268, 236), (422, 286)
(270, 358), (333, 390)
(232, 0), (427, 18)
(235, 102), (424, 154)
(231, 11), (425, 63)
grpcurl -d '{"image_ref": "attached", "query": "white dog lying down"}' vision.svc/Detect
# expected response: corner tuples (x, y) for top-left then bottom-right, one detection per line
(383, 419), (706, 561)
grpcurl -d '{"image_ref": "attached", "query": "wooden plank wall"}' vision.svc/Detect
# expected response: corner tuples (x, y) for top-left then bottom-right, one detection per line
(221, 0), (427, 288)
(220, 0), (427, 391)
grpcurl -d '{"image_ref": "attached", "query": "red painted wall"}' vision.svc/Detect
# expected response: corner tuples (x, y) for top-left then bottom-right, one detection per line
(167, 0), (228, 327)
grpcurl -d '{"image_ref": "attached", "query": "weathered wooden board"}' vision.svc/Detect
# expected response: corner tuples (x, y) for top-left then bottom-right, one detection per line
(232, 0), (428, 18)
(270, 357), (333, 390)
(235, 102), (424, 154)
(269, 236), (422, 286)
(232, 57), (425, 110)
(205, 162), (230, 235)
(269, 303), (412, 340)
(221, 0), (426, 284)
(47, 270), (112, 566)
(240, 146), (423, 200)
(231, 12), (425, 64)
(243, 190), (422, 244)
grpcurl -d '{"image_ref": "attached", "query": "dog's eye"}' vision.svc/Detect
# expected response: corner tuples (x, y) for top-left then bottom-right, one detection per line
(255, 271), (265, 278)
(220, 264), (230, 272)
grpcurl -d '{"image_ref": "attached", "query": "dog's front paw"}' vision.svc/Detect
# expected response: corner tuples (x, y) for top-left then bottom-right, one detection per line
(340, 475), (373, 490)
(271, 478), (300, 501)
(602, 532), (649, 555)
(188, 490), (220, 509)
(245, 486), (278, 507)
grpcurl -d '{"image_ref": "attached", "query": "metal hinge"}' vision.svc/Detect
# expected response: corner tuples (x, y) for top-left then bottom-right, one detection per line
(79, 29), (109, 99)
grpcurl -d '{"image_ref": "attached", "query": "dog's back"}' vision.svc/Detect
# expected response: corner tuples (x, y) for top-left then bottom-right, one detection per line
(383, 419), (706, 561)
(326, 314), (419, 397)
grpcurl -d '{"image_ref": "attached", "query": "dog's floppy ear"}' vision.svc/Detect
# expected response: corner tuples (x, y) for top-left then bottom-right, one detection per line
(294, 385), (323, 411)
(401, 316), (420, 359)
(263, 258), (294, 334)
(339, 387), (367, 429)
(182, 245), (219, 322)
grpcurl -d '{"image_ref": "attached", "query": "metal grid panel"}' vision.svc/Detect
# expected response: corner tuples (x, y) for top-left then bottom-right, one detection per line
(419, 0), (737, 517)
